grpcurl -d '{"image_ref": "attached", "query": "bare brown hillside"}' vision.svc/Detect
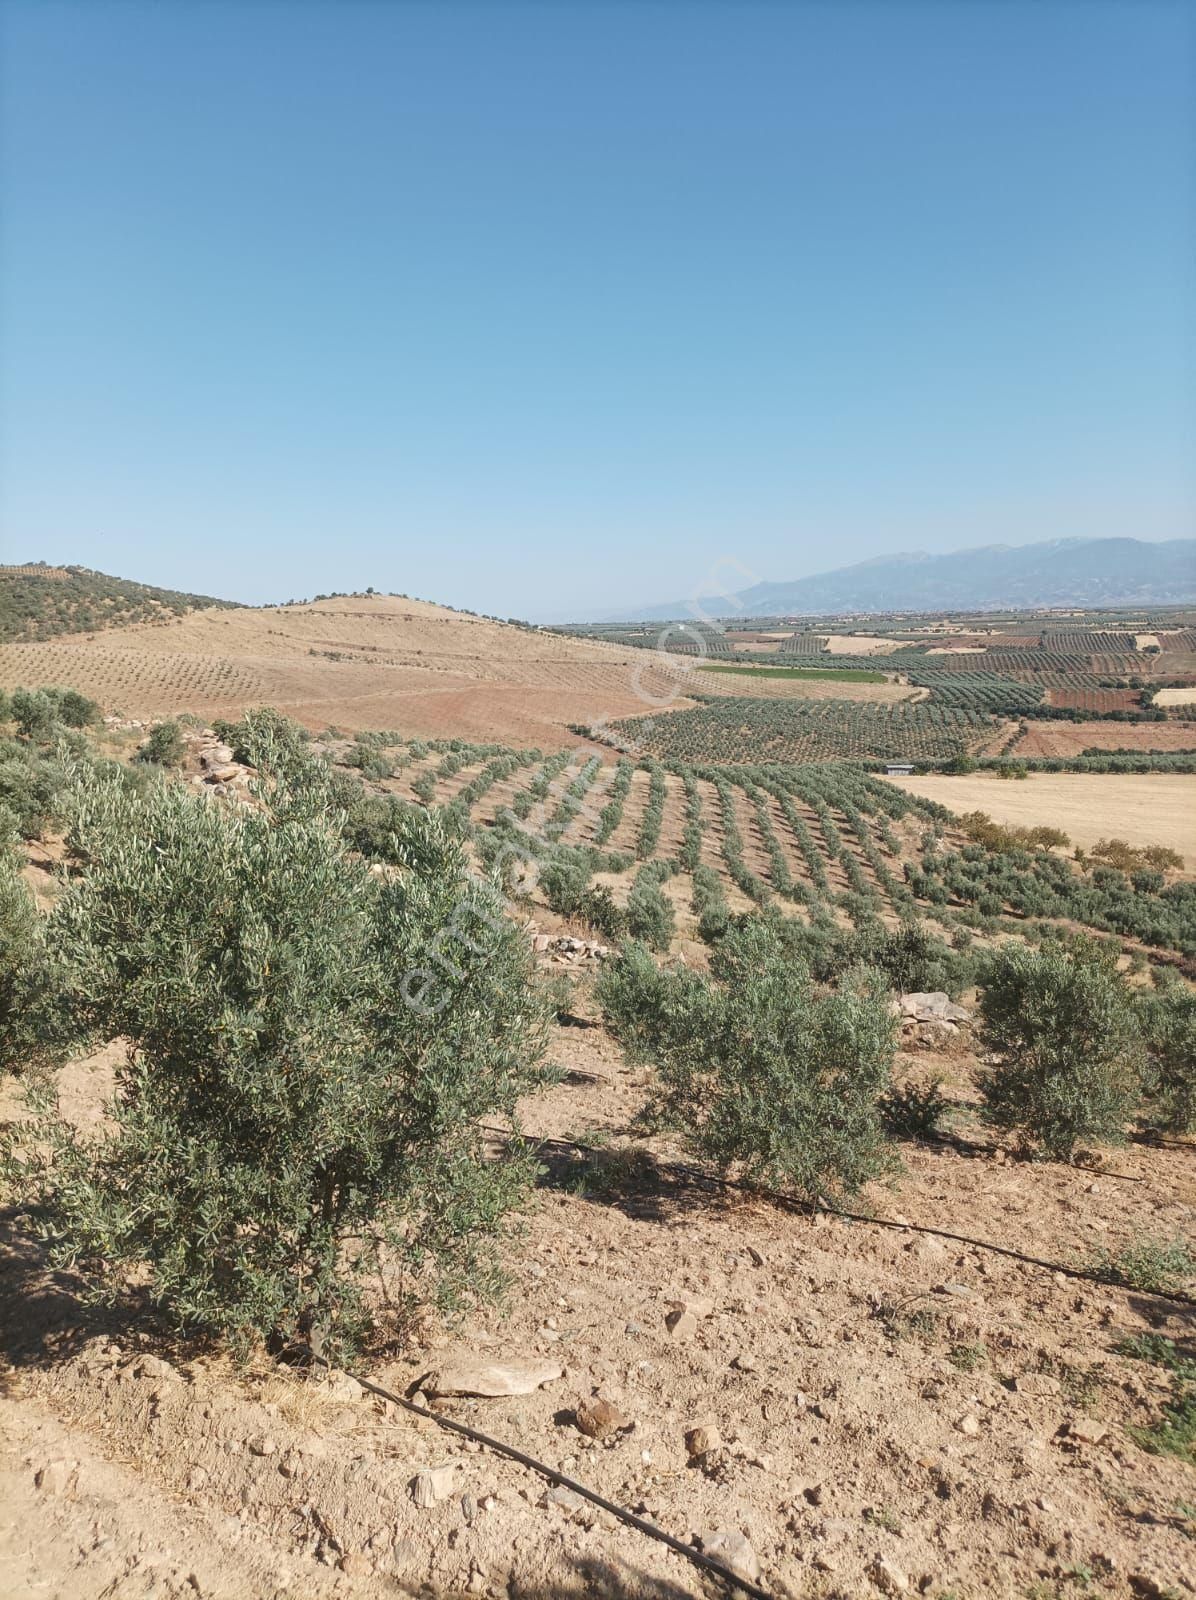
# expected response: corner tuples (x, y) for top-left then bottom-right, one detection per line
(0, 596), (695, 747)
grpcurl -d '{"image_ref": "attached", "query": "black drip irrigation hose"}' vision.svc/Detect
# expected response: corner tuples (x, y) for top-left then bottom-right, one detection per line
(482, 1126), (1196, 1309)
(302, 1349), (775, 1600)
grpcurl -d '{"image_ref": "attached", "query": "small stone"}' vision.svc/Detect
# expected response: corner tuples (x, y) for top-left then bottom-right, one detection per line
(133, 1355), (180, 1383)
(339, 1553), (373, 1577)
(869, 1555), (911, 1594)
(698, 1530), (760, 1585)
(665, 1309), (699, 1341)
(248, 1436), (276, 1456)
(321, 1369), (363, 1402)
(802, 1482), (825, 1506)
(667, 1293), (714, 1320)
(731, 1352), (757, 1372)
(277, 1453), (302, 1479)
(745, 1245), (765, 1267)
(1014, 1373), (1062, 1397)
(624, 1320), (645, 1336)
(955, 1414), (981, 1437)
(34, 1459), (78, 1495)
(935, 1282), (974, 1299)
(546, 1484), (587, 1517)
(575, 1398), (629, 1440)
(685, 1423), (721, 1458)
(905, 1235), (947, 1262)
(1068, 1417), (1108, 1446)
(411, 1464), (456, 1507)
(187, 1466), (209, 1490)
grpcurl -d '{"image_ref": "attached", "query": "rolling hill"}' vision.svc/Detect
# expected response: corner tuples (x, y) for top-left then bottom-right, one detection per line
(0, 590), (701, 748)
(0, 563), (238, 643)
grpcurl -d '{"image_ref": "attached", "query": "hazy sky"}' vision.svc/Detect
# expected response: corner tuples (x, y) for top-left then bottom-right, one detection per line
(1, 1), (1193, 619)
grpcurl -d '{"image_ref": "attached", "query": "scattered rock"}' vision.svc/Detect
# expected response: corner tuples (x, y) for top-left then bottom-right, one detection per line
(685, 1423), (722, 1458)
(133, 1356), (181, 1384)
(411, 1464), (456, 1507)
(899, 992), (970, 1024)
(545, 1485), (586, 1518)
(665, 1310), (699, 1341)
(574, 1398), (630, 1440)
(935, 1282), (974, 1299)
(34, 1459), (78, 1496)
(1067, 1417), (1108, 1446)
(320, 1369), (363, 1402)
(668, 1293), (714, 1320)
(247, 1436), (276, 1457)
(338, 1553), (373, 1577)
(904, 1235), (947, 1263)
(424, 1357), (564, 1399)
(697, 1529), (760, 1585)
(869, 1556), (911, 1594)
(955, 1414), (981, 1437)
(1014, 1373), (1062, 1397)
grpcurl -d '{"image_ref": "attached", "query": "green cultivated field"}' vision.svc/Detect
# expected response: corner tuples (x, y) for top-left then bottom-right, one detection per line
(698, 663), (886, 683)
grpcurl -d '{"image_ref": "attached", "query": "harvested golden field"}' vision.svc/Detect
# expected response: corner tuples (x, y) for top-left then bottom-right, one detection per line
(888, 771), (1196, 862)
(1013, 719), (1196, 757)
(692, 667), (919, 703)
(1154, 686), (1196, 708)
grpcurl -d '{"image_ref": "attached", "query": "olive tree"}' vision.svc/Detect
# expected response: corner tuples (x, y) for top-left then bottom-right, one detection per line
(977, 940), (1142, 1160)
(9, 760), (549, 1356)
(1137, 971), (1196, 1134)
(597, 919), (896, 1201)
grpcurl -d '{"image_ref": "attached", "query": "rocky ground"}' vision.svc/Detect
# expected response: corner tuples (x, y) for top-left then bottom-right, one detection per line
(2, 984), (1194, 1600)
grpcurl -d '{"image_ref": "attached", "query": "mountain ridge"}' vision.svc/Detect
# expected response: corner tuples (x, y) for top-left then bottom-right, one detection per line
(593, 537), (1196, 622)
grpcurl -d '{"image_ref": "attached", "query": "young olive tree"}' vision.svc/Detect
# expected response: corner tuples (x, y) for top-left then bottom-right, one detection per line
(11, 760), (549, 1356)
(597, 919), (896, 1201)
(1137, 971), (1196, 1134)
(977, 940), (1143, 1160)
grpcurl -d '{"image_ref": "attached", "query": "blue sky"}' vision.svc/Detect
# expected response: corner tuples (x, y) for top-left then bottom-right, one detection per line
(1, 1), (1192, 620)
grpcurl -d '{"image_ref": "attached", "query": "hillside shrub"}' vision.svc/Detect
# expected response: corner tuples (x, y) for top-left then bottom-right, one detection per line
(977, 940), (1143, 1160)
(597, 921), (896, 1200)
(1137, 972), (1196, 1134)
(137, 719), (185, 767)
(0, 840), (49, 1072)
(6, 765), (549, 1357)
(624, 861), (675, 951)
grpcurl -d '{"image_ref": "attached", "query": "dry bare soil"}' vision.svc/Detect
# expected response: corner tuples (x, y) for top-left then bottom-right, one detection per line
(2, 1007), (1194, 1600)
(889, 773), (1196, 862)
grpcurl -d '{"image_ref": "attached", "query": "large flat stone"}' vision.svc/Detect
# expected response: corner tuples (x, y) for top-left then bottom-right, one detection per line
(423, 1357), (564, 1399)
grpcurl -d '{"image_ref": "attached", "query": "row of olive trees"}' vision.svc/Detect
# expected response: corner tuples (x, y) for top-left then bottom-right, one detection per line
(596, 921), (1194, 1197)
(1, 721), (553, 1359)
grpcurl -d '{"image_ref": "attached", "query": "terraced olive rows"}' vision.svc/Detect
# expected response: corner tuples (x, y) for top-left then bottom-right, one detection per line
(329, 736), (1196, 958)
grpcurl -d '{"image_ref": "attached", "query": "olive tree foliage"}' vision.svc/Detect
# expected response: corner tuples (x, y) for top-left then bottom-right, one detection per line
(977, 939), (1143, 1161)
(7, 754), (551, 1357)
(0, 831), (48, 1071)
(596, 919), (897, 1201)
(1137, 971), (1196, 1135)
(137, 719), (185, 767)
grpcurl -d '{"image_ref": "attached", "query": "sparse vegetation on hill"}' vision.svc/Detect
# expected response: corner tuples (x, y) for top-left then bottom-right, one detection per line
(0, 563), (237, 642)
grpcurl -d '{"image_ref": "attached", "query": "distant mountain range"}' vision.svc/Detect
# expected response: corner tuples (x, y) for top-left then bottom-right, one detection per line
(596, 538), (1196, 622)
